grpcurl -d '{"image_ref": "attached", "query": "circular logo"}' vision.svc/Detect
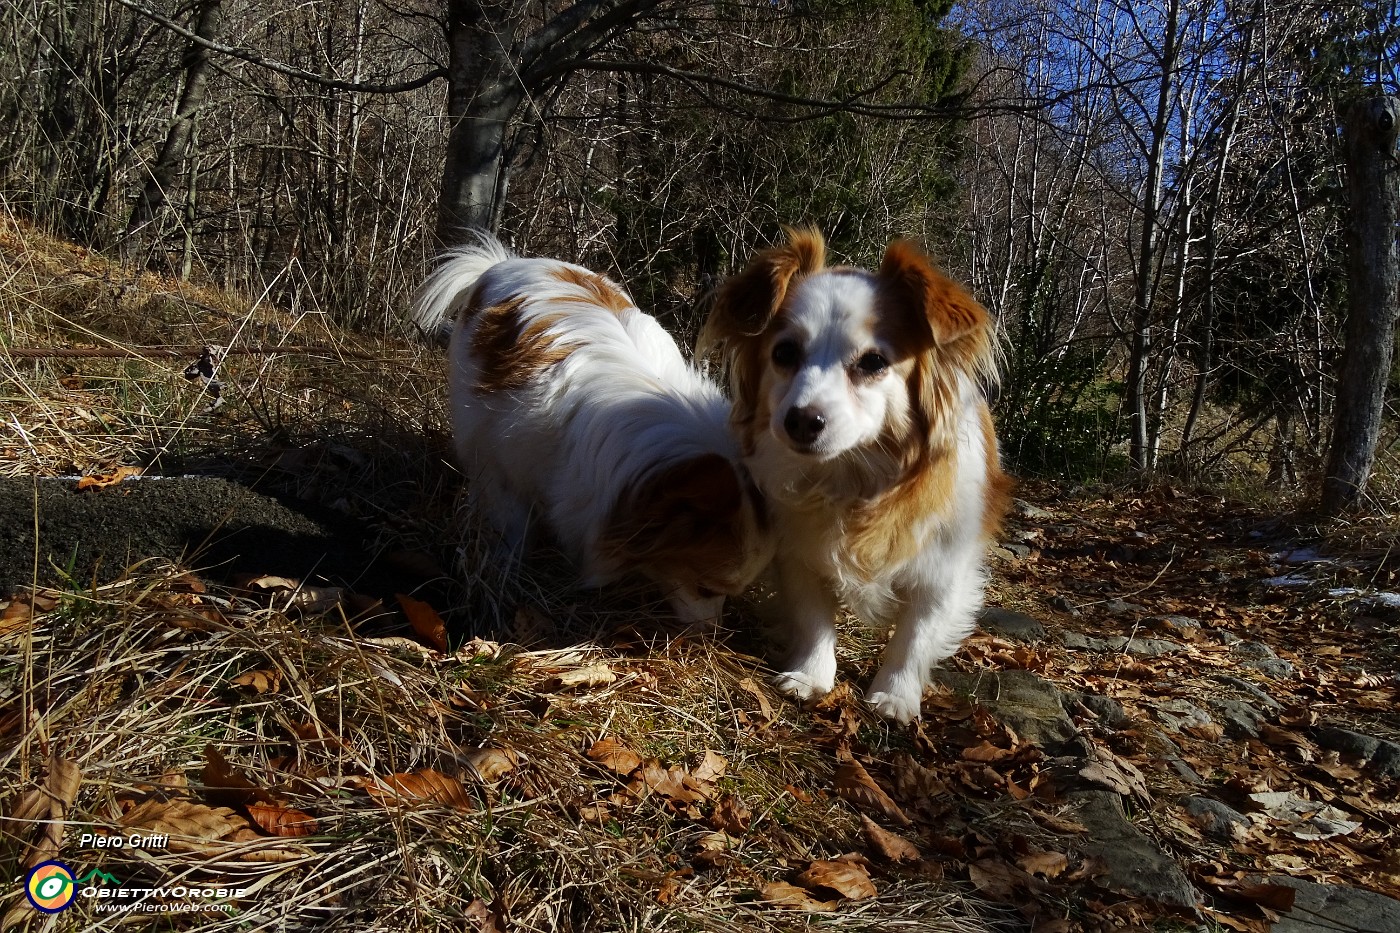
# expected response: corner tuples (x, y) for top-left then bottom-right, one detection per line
(25, 861), (76, 913)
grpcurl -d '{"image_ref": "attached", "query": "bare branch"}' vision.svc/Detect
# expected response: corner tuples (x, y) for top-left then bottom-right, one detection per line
(112, 0), (445, 94)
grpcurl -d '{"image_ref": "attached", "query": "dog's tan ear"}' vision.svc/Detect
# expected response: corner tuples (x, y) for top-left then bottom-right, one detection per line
(699, 227), (825, 352)
(878, 239), (987, 347)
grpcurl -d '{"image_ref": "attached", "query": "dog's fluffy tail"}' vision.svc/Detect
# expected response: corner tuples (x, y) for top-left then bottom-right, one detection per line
(411, 231), (515, 342)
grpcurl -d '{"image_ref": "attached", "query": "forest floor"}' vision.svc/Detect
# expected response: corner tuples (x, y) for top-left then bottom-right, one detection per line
(2, 218), (1398, 932)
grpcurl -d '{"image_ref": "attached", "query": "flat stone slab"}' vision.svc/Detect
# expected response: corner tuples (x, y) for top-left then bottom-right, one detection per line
(978, 606), (1046, 642)
(1204, 697), (1266, 738)
(1182, 795), (1249, 841)
(1249, 875), (1400, 933)
(932, 669), (1082, 753)
(1314, 727), (1400, 779)
(1070, 790), (1200, 913)
(1103, 635), (1181, 657)
(1060, 631), (1111, 652)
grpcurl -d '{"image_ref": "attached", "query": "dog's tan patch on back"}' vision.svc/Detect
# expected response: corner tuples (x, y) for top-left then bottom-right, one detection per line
(470, 297), (575, 393)
(551, 265), (633, 314)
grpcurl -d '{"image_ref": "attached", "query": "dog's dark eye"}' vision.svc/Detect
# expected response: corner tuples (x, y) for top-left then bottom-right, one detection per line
(856, 351), (889, 375)
(771, 340), (801, 368)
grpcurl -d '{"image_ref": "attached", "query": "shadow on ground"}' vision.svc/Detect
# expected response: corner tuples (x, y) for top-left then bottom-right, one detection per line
(0, 475), (438, 600)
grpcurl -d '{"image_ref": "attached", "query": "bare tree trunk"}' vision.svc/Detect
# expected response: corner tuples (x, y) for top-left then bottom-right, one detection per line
(435, 0), (525, 245)
(1320, 96), (1400, 515)
(124, 0), (224, 242)
(1125, 0), (1182, 474)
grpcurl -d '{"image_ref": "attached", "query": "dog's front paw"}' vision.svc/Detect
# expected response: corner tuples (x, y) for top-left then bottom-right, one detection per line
(865, 689), (922, 723)
(772, 668), (835, 703)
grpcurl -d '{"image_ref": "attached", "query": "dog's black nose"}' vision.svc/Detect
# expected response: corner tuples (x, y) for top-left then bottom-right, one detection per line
(783, 406), (826, 445)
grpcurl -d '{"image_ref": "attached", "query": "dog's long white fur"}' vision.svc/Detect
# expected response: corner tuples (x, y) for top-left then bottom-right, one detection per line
(416, 234), (772, 623)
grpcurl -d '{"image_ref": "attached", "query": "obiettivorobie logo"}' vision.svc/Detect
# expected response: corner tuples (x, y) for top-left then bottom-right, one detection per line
(21, 857), (245, 915)
(25, 861), (77, 913)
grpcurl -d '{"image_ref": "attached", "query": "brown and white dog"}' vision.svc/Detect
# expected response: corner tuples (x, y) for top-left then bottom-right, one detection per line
(700, 228), (1011, 721)
(414, 233), (774, 624)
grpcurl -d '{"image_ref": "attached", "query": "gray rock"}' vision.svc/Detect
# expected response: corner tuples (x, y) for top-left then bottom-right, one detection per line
(1247, 874), (1400, 933)
(1069, 790), (1201, 913)
(1211, 675), (1284, 711)
(1167, 757), (1204, 784)
(1211, 628), (1245, 646)
(1204, 697), (1266, 738)
(932, 669), (1083, 754)
(1182, 795), (1250, 841)
(1314, 727), (1400, 779)
(1071, 692), (1131, 729)
(1059, 631), (1111, 652)
(1149, 615), (1201, 636)
(978, 607), (1046, 643)
(1001, 543), (1034, 560)
(1231, 641), (1296, 679)
(1103, 635), (1182, 657)
(1135, 729), (1204, 785)
(1103, 598), (1146, 616)
(1149, 699), (1215, 734)
(1050, 594), (1082, 617)
(1013, 499), (1054, 520)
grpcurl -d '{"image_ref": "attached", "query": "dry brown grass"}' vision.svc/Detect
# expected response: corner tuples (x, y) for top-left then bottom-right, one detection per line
(1, 214), (1008, 932)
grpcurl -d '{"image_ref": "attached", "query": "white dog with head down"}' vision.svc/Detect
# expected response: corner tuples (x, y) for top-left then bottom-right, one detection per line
(414, 234), (774, 624)
(701, 228), (1011, 722)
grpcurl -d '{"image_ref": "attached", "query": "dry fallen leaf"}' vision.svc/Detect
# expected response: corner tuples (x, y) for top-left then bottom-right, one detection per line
(465, 898), (508, 933)
(76, 465), (143, 490)
(3, 754), (82, 870)
(795, 859), (878, 901)
(465, 747), (518, 783)
(397, 592), (449, 652)
(367, 769), (472, 810)
(834, 757), (912, 826)
(1015, 848), (1070, 879)
(548, 663), (617, 690)
(230, 667), (282, 694)
(860, 814), (920, 862)
(245, 802), (318, 838)
(758, 881), (837, 911)
(0, 592), (61, 639)
(735, 677), (775, 722)
(588, 738), (642, 776)
(709, 793), (752, 834)
(692, 750), (728, 785)
(631, 759), (707, 805)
